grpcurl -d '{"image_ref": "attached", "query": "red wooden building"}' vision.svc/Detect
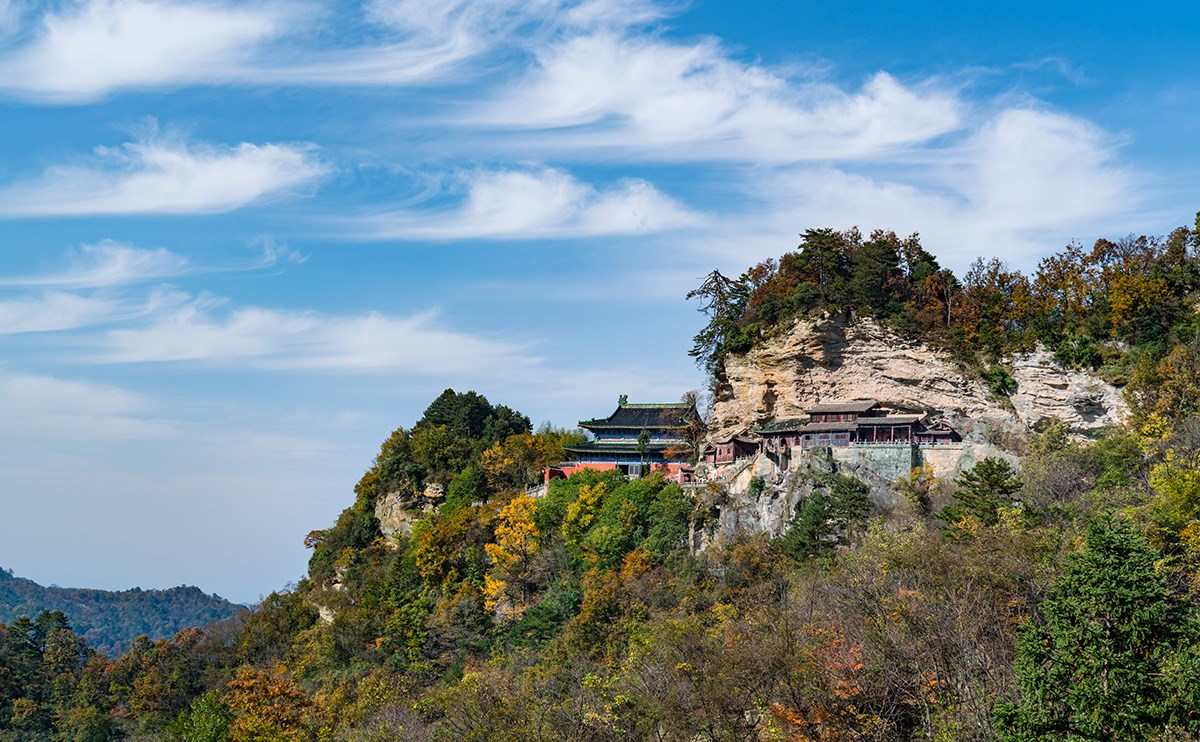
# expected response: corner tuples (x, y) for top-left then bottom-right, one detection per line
(702, 434), (760, 466)
(754, 400), (958, 451)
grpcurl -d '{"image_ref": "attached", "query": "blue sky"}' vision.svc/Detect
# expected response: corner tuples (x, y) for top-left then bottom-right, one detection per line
(0, 0), (1195, 604)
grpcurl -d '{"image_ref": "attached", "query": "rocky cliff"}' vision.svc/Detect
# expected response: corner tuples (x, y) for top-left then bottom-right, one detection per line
(709, 316), (1128, 445)
(694, 317), (1130, 550)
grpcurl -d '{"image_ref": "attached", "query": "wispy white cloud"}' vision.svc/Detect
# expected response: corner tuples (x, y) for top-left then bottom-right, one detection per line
(358, 166), (699, 239)
(93, 299), (537, 374)
(0, 0), (21, 39)
(0, 0), (292, 102)
(468, 33), (962, 163)
(691, 107), (1141, 273)
(0, 133), (328, 216)
(0, 284), (190, 334)
(0, 241), (189, 288)
(0, 369), (170, 439)
(963, 108), (1135, 233)
(0, 241), (307, 288)
(0, 292), (126, 333)
(0, 0), (667, 102)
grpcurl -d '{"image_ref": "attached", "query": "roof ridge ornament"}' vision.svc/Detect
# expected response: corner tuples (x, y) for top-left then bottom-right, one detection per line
(618, 394), (628, 406)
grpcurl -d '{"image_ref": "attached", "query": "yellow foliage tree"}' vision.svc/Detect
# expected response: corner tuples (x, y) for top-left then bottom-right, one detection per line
(224, 667), (312, 742)
(484, 495), (540, 614)
(562, 482), (607, 544)
(896, 463), (938, 516)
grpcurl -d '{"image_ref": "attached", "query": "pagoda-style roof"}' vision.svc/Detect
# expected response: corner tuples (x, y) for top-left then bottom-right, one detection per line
(754, 417), (810, 434)
(579, 399), (696, 431)
(806, 400), (879, 414)
(707, 433), (760, 445)
(755, 414), (924, 435)
(564, 440), (684, 455)
(856, 414), (924, 426)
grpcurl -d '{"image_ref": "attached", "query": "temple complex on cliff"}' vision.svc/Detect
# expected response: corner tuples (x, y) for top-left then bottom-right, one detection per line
(545, 396), (698, 483)
(702, 399), (960, 467)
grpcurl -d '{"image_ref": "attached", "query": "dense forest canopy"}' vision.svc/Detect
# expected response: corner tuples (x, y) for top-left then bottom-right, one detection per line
(7, 216), (1200, 740)
(0, 570), (240, 657)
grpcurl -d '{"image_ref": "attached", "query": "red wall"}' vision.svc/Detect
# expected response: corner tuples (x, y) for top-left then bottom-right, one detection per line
(545, 461), (693, 483)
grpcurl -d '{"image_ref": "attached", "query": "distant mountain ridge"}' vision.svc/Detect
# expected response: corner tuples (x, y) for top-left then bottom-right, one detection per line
(0, 567), (243, 656)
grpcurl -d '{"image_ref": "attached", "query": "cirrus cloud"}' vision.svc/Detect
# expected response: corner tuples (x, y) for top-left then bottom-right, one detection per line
(356, 166), (700, 240)
(0, 241), (190, 288)
(0, 0), (291, 102)
(0, 134), (329, 217)
(0, 0), (668, 102)
(93, 299), (537, 375)
(466, 33), (963, 164)
(686, 106), (1143, 274)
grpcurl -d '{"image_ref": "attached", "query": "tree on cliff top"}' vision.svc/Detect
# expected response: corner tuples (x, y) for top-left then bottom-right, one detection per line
(417, 388), (531, 446)
(687, 269), (752, 375)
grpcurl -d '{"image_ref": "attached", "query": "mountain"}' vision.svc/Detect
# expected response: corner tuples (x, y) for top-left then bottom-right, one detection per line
(0, 567), (243, 656)
(6, 218), (1200, 740)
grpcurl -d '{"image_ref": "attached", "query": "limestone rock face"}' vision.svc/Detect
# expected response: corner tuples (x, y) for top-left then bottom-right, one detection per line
(375, 483), (444, 540)
(694, 318), (1128, 547)
(1008, 348), (1128, 431)
(709, 317), (1127, 440)
(375, 492), (422, 539)
(692, 450), (909, 551)
(690, 453), (831, 552)
(709, 317), (1002, 438)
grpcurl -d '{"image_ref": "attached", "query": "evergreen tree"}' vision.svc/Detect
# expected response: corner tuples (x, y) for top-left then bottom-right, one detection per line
(994, 517), (1200, 740)
(940, 456), (1022, 527)
(776, 473), (872, 559)
(848, 235), (903, 317)
(686, 269), (752, 374)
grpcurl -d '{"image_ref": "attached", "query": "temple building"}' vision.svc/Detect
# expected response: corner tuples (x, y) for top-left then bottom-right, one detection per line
(701, 434), (761, 466)
(701, 400), (961, 469)
(755, 400), (936, 450)
(545, 396), (698, 483)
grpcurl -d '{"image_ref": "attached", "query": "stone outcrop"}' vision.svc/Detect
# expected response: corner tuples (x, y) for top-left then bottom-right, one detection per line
(709, 317), (1003, 439)
(691, 452), (831, 552)
(691, 450), (905, 552)
(1008, 348), (1128, 431)
(375, 483), (445, 540)
(710, 316), (1127, 442)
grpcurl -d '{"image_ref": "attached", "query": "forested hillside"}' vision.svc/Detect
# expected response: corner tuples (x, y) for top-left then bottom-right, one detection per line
(4, 216), (1200, 741)
(0, 569), (242, 656)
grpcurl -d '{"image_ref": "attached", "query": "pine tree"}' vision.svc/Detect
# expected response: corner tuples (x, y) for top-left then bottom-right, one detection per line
(941, 457), (1022, 527)
(993, 517), (1200, 740)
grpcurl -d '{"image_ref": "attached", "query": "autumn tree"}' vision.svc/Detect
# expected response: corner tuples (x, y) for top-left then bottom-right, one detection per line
(954, 258), (1032, 358)
(897, 462), (939, 516)
(478, 434), (542, 492)
(484, 495), (540, 615)
(1030, 242), (1094, 344)
(1128, 338), (1200, 431)
(224, 668), (312, 742)
(562, 482), (607, 546)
